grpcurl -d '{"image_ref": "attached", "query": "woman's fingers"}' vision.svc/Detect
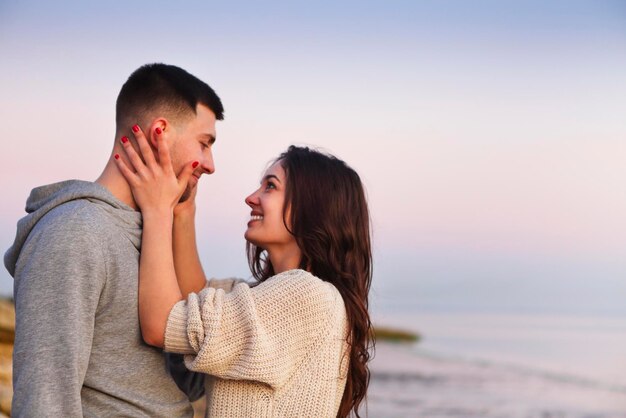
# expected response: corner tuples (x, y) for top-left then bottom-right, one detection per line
(119, 135), (151, 178)
(112, 152), (140, 186)
(131, 124), (158, 170)
(155, 130), (174, 174)
(177, 161), (199, 191)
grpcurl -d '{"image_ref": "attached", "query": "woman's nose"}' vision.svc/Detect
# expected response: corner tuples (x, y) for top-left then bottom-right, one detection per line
(245, 191), (259, 207)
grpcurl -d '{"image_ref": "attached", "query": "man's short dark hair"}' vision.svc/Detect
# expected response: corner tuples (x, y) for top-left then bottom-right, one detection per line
(116, 63), (224, 129)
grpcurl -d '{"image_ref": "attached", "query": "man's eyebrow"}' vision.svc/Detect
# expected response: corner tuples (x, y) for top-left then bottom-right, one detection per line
(199, 133), (216, 144)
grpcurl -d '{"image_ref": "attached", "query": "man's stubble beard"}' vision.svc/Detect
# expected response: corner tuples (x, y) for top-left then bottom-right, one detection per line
(179, 185), (193, 203)
(168, 145), (192, 203)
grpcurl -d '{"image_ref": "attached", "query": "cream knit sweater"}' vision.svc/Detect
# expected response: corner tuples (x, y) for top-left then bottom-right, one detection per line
(164, 269), (350, 417)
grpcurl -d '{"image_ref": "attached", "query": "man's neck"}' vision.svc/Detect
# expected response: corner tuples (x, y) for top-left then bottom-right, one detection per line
(95, 158), (139, 210)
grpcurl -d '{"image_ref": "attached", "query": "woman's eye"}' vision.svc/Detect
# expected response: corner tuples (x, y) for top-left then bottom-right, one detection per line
(265, 182), (276, 190)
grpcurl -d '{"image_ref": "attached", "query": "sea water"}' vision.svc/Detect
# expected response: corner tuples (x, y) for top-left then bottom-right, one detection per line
(369, 312), (626, 417)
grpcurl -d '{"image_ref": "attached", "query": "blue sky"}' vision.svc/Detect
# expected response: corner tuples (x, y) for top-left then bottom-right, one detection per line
(1, 0), (625, 316)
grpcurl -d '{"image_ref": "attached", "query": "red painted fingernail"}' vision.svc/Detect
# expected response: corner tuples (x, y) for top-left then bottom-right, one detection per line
(121, 136), (128, 144)
(155, 127), (162, 135)
(192, 161), (199, 168)
(132, 125), (139, 133)
(114, 154), (120, 160)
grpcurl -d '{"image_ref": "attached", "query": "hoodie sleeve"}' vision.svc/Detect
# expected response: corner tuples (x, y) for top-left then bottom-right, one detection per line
(11, 219), (106, 417)
(165, 353), (205, 402)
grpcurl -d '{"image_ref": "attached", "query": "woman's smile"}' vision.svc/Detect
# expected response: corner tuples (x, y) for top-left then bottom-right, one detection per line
(247, 213), (264, 227)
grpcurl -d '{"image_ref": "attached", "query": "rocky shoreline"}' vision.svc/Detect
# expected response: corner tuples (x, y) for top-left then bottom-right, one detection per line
(0, 298), (14, 417)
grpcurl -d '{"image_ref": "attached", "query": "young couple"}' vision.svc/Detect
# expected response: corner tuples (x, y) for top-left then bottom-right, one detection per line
(5, 63), (373, 417)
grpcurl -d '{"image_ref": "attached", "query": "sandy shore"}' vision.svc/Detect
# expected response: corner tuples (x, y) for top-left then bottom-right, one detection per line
(4, 294), (625, 418)
(367, 342), (626, 418)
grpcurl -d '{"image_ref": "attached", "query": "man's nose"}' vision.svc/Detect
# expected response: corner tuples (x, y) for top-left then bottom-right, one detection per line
(202, 149), (215, 174)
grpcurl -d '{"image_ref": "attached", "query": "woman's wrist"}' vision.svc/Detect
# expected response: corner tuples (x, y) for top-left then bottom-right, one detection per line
(174, 207), (196, 224)
(173, 203), (196, 219)
(142, 208), (174, 224)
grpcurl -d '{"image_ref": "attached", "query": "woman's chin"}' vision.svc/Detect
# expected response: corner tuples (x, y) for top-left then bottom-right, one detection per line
(245, 238), (269, 252)
(244, 231), (259, 246)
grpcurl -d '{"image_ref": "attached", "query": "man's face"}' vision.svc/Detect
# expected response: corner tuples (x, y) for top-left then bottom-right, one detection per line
(168, 104), (217, 201)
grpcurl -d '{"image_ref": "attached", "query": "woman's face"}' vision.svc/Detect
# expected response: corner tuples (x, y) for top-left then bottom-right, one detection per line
(244, 161), (296, 251)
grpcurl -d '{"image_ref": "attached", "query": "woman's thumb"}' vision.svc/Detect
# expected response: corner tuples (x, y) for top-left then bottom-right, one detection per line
(178, 161), (199, 189)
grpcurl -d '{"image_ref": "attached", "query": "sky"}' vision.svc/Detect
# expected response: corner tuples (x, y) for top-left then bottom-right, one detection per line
(1, 0), (625, 316)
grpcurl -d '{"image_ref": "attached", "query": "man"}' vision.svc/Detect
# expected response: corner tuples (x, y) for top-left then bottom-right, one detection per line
(4, 63), (223, 416)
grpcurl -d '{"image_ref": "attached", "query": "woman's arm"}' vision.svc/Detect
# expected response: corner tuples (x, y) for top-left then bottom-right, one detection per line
(164, 270), (345, 388)
(114, 125), (195, 346)
(139, 210), (182, 346)
(173, 197), (208, 297)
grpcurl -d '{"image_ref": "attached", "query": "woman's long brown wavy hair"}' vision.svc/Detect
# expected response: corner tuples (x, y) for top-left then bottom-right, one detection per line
(247, 146), (374, 417)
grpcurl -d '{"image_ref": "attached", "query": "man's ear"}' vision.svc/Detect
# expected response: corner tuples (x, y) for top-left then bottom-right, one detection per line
(146, 118), (170, 149)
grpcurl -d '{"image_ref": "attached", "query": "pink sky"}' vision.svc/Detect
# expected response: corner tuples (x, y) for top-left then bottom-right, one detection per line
(1, 1), (625, 314)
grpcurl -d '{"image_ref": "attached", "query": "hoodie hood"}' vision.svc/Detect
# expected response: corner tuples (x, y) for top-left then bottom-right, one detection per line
(4, 180), (142, 277)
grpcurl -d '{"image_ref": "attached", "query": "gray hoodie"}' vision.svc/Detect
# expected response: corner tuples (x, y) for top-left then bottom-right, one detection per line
(5, 180), (194, 417)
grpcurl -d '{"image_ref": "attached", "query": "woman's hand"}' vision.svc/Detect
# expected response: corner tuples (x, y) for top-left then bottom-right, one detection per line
(114, 125), (198, 216)
(174, 184), (198, 218)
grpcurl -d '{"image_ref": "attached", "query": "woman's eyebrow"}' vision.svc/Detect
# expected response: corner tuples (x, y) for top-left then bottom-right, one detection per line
(262, 174), (281, 183)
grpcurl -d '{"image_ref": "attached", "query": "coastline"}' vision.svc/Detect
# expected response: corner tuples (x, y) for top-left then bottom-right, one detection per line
(4, 298), (626, 417)
(368, 342), (626, 418)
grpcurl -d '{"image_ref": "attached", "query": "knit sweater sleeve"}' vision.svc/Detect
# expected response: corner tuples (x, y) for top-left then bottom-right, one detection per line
(164, 270), (340, 389)
(165, 281), (249, 402)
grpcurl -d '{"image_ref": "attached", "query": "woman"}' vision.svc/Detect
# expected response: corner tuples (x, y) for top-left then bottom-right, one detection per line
(114, 126), (373, 417)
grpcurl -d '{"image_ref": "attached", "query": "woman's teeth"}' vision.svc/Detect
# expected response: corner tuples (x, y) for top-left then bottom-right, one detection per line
(251, 215), (263, 221)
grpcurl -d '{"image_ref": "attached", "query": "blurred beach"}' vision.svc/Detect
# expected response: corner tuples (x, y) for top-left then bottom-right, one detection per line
(4, 302), (626, 417)
(368, 312), (626, 418)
